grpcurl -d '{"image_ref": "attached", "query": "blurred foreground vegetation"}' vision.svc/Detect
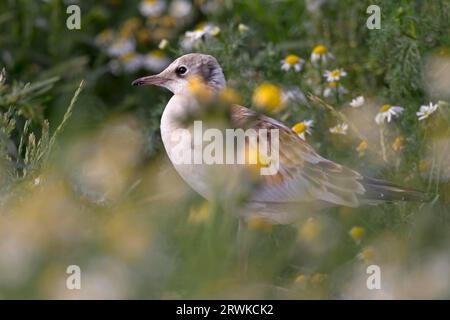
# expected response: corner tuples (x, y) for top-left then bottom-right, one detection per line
(0, 0), (450, 299)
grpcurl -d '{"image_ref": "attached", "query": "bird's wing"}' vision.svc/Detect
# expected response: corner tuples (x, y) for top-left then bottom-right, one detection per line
(230, 104), (365, 207)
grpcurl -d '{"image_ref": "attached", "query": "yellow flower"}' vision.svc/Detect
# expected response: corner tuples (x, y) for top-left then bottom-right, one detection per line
(356, 140), (368, 153)
(349, 226), (365, 242)
(291, 120), (314, 140)
(299, 218), (321, 242)
(188, 75), (214, 100)
(324, 68), (347, 82)
(313, 45), (328, 55)
(375, 104), (404, 125)
(358, 247), (375, 263)
(392, 136), (404, 151)
(311, 44), (333, 64)
(248, 217), (273, 232)
(281, 54), (304, 72)
(243, 144), (271, 176)
(219, 87), (242, 105)
(252, 83), (284, 111)
(294, 274), (308, 285)
(188, 202), (209, 224)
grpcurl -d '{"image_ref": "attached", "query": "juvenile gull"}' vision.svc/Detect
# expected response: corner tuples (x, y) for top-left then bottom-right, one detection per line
(133, 53), (429, 224)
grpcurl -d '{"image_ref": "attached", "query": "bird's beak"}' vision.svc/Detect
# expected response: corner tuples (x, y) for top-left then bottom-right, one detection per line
(132, 74), (169, 87)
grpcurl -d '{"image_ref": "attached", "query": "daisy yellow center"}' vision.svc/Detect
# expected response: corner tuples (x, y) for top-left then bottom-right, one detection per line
(360, 247), (374, 261)
(252, 83), (283, 111)
(194, 22), (207, 31)
(292, 122), (307, 134)
(285, 54), (300, 65)
(328, 81), (339, 88)
(144, 0), (157, 4)
(330, 70), (341, 78)
(380, 104), (392, 112)
(313, 45), (328, 55)
(349, 226), (365, 240)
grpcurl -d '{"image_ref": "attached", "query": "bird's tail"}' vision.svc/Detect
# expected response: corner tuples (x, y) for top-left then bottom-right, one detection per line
(360, 176), (432, 203)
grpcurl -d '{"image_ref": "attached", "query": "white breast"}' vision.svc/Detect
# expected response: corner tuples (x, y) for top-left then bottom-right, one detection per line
(160, 95), (212, 199)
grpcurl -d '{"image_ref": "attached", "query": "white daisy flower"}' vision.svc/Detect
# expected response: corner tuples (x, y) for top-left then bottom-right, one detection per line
(324, 82), (347, 97)
(329, 123), (349, 135)
(107, 37), (136, 57)
(169, 0), (192, 18)
(180, 23), (220, 50)
(323, 68), (347, 82)
(292, 120), (314, 140)
(139, 0), (166, 17)
(416, 102), (438, 121)
(119, 52), (143, 73)
(282, 87), (307, 104)
(311, 44), (333, 65)
(375, 104), (404, 125)
(143, 50), (170, 72)
(281, 54), (305, 72)
(350, 96), (365, 108)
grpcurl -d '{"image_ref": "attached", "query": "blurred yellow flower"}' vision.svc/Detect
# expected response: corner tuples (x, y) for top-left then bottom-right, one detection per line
(139, 0), (166, 17)
(349, 226), (365, 243)
(252, 83), (284, 111)
(248, 217), (273, 232)
(356, 140), (368, 153)
(311, 44), (333, 64)
(294, 274), (308, 285)
(243, 143), (271, 176)
(392, 136), (404, 151)
(324, 68), (347, 82)
(358, 247), (375, 263)
(219, 87), (242, 105)
(188, 75), (214, 99)
(281, 54), (304, 72)
(299, 218), (321, 242)
(188, 202), (210, 224)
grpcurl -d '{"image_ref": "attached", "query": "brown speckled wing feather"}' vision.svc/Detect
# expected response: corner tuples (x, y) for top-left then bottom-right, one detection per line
(230, 104), (365, 207)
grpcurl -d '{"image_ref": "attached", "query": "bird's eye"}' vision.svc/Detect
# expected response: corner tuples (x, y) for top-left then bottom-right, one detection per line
(176, 66), (188, 76)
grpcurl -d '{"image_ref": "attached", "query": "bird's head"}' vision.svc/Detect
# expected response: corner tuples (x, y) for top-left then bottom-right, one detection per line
(132, 53), (226, 95)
